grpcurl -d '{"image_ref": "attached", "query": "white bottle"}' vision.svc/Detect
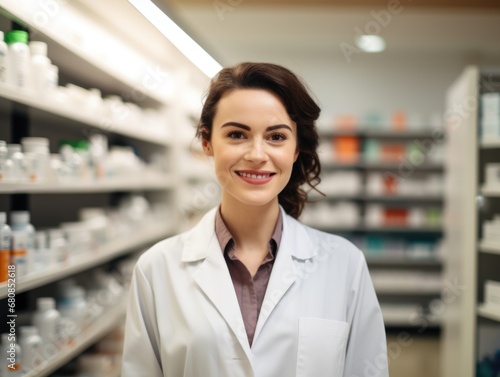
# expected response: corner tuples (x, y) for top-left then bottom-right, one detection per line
(34, 231), (50, 271)
(0, 212), (12, 284)
(5, 30), (30, 91)
(5, 144), (24, 183)
(32, 297), (61, 359)
(29, 41), (51, 97)
(10, 211), (36, 277)
(0, 140), (7, 182)
(18, 326), (42, 373)
(0, 31), (7, 84)
(47, 229), (67, 264)
(0, 333), (22, 376)
(58, 285), (88, 340)
(21, 137), (50, 182)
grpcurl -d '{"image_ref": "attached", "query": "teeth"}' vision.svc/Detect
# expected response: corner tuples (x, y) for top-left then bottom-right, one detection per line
(239, 172), (270, 179)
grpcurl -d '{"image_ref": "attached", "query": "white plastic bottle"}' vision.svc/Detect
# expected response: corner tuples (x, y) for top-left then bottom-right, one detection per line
(10, 211), (36, 277)
(29, 41), (51, 97)
(32, 297), (61, 359)
(0, 212), (12, 283)
(0, 31), (7, 84)
(5, 144), (24, 183)
(18, 326), (42, 373)
(0, 140), (7, 182)
(0, 333), (22, 376)
(5, 30), (30, 91)
(58, 284), (88, 342)
(34, 231), (50, 271)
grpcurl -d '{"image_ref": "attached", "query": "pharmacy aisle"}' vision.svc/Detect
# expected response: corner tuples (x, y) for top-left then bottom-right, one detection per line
(0, 1), (209, 376)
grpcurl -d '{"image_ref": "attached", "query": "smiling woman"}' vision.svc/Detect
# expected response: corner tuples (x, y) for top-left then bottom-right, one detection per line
(122, 62), (388, 377)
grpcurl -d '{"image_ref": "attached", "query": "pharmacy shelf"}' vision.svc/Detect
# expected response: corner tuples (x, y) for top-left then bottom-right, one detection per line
(0, 85), (170, 146)
(319, 129), (441, 139)
(366, 257), (442, 267)
(0, 223), (171, 298)
(480, 138), (500, 149)
(311, 193), (443, 202)
(478, 304), (500, 322)
(0, 174), (174, 194)
(322, 160), (444, 171)
(374, 285), (442, 295)
(23, 299), (127, 377)
(479, 240), (500, 255)
(311, 225), (443, 234)
(381, 306), (441, 327)
(0, 1), (168, 108)
(481, 185), (500, 197)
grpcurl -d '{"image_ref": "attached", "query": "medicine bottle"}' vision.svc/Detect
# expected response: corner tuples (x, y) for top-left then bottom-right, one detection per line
(0, 31), (7, 84)
(5, 30), (30, 91)
(29, 41), (51, 97)
(32, 297), (61, 359)
(0, 333), (22, 376)
(0, 212), (12, 283)
(10, 211), (36, 277)
(18, 326), (42, 372)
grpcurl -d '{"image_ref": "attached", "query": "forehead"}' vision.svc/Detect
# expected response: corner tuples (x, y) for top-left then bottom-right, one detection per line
(214, 89), (293, 125)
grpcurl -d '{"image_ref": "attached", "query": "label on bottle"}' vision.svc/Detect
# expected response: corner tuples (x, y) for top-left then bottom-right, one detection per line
(0, 230), (11, 282)
(12, 231), (27, 277)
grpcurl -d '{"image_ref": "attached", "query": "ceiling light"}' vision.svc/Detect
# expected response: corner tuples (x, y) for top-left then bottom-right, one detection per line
(128, 0), (222, 77)
(355, 35), (386, 53)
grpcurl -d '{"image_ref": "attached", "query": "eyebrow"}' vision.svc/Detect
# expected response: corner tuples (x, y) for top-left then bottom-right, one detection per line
(221, 122), (293, 132)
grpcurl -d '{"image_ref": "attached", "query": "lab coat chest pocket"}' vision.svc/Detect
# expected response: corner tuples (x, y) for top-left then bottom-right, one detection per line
(296, 317), (349, 377)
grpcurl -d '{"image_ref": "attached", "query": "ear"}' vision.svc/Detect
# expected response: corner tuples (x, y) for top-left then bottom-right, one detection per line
(202, 138), (214, 157)
(293, 149), (299, 162)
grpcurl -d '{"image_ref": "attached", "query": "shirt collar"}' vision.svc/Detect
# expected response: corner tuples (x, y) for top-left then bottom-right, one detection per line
(215, 206), (283, 254)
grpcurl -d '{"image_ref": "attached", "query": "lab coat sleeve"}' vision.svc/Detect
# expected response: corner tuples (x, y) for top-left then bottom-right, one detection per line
(343, 254), (389, 377)
(122, 261), (163, 377)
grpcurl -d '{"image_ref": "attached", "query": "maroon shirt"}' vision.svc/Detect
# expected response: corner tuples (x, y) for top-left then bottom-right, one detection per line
(215, 208), (283, 346)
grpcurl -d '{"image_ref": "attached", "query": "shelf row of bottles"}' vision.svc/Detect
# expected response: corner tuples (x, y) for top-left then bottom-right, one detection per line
(0, 194), (172, 287)
(0, 135), (170, 188)
(301, 202), (442, 231)
(312, 171), (443, 198)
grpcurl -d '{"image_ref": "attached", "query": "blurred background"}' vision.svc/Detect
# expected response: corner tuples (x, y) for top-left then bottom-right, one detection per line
(0, 0), (499, 376)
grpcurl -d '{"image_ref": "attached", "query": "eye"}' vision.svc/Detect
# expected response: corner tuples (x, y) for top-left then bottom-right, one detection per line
(269, 133), (287, 142)
(227, 131), (245, 139)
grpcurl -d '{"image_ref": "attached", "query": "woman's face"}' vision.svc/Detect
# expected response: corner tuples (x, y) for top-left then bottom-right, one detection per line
(203, 89), (299, 210)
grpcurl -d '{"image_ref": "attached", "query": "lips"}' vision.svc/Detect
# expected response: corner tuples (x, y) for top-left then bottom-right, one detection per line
(235, 170), (275, 185)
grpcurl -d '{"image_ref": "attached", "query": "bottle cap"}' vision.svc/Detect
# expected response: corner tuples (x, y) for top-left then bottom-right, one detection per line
(21, 137), (49, 147)
(36, 297), (56, 310)
(28, 41), (47, 56)
(5, 30), (28, 45)
(0, 212), (6, 223)
(0, 31), (4, 41)
(10, 211), (30, 225)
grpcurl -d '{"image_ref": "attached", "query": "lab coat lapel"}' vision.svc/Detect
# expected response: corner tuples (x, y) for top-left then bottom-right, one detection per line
(253, 209), (316, 342)
(184, 208), (253, 362)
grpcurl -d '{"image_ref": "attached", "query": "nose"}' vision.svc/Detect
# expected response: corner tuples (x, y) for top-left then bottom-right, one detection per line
(244, 138), (268, 164)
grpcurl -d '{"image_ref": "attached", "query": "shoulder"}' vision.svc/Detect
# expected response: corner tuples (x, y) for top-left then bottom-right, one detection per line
(284, 213), (366, 271)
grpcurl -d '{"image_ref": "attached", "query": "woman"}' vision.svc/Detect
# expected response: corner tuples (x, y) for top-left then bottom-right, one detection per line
(122, 63), (388, 377)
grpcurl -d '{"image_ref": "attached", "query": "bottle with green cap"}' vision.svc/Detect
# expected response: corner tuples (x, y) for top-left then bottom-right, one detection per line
(5, 30), (30, 90)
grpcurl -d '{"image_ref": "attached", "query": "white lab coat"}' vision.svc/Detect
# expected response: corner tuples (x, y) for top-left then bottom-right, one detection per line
(122, 207), (388, 377)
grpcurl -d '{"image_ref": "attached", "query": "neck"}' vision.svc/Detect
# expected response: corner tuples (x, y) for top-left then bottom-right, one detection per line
(220, 195), (280, 249)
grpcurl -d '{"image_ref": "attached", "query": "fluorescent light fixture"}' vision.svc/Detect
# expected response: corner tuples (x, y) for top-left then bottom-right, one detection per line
(128, 0), (222, 77)
(355, 35), (386, 53)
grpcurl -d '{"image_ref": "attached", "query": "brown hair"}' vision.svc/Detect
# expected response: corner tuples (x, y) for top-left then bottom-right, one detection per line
(197, 62), (321, 219)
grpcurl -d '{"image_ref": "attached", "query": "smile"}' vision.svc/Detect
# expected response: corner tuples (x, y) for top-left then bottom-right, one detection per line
(235, 170), (275, 185)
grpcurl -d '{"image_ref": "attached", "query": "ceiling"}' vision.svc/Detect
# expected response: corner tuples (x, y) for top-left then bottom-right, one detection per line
(160, 0), (500, 66)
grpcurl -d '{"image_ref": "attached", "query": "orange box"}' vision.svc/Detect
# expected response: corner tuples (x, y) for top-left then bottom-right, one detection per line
(333, 136), (360, 163)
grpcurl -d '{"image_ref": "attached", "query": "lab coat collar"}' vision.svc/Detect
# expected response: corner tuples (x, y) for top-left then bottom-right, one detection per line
(181, 206), (317, 262)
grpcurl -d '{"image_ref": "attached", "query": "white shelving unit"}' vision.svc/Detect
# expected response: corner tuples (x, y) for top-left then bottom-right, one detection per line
(23, 299), (127, 377)
(0, 223), (171, 298)
(0, 1), (208, 375)
(478, 304), (500, 322)
(306, 126), (446, 330)
(442, 66), (500, 377)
